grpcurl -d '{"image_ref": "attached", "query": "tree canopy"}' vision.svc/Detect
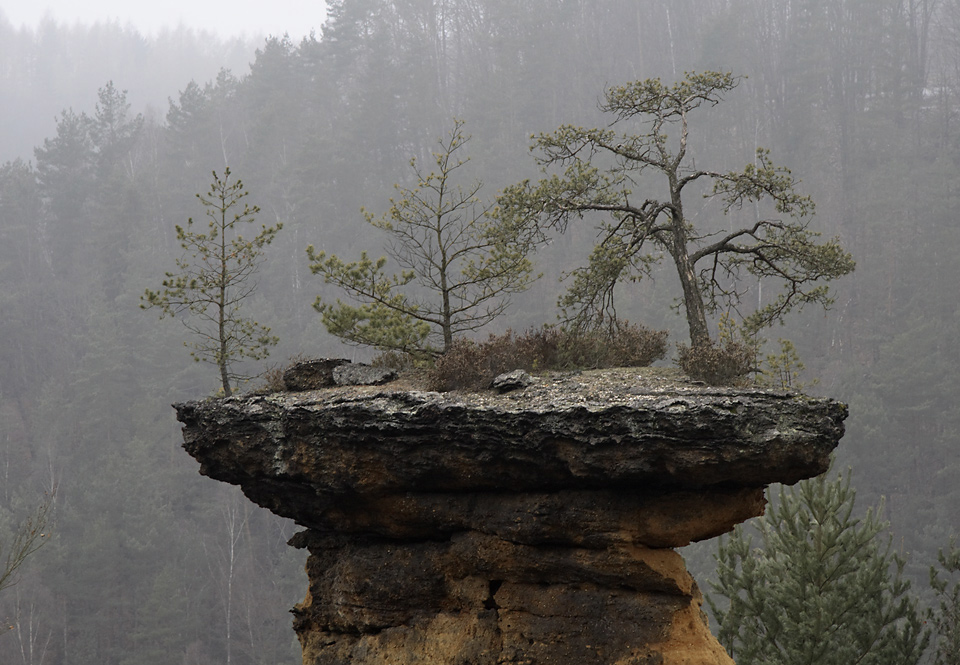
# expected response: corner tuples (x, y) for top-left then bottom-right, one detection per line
(308, 119), (537, 358)
(930, 539), (960, 665)
(708, 472), (929, 665)
(499, 71), (855, 348)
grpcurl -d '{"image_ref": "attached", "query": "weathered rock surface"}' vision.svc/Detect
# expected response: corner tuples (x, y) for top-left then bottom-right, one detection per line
(332, 362), (397, 386)
(282, 358), (350, 390)
(492, 369), (533, 392)
(282, 358), (398, 390)
(175, 366), (847, 665)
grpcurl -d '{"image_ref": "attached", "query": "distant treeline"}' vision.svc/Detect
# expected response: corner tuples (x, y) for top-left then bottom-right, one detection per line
(1, 1), (959, 663)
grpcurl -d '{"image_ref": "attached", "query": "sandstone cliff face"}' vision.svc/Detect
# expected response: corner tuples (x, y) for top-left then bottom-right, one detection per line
(175, 366), (847, 665)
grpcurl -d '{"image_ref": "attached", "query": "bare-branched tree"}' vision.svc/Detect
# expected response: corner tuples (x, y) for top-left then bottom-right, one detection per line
(308, 119), (537, 358)
(1, 494), (53, 598)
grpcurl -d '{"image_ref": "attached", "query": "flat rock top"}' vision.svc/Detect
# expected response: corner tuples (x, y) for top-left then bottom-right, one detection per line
(211, 366), (822, 410)
(176, 367), (847, 495)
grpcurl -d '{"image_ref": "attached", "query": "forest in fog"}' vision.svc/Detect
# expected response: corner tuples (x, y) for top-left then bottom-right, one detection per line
(1, 0), (959, 663)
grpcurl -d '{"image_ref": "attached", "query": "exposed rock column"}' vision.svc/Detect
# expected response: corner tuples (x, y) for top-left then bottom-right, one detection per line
(290, 530), (736, 665)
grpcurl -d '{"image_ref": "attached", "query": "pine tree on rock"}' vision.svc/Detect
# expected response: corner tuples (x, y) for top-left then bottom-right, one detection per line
(499, 71), (855, 348)
(308, 119), (537, 358)
(142, 168), (281, 396)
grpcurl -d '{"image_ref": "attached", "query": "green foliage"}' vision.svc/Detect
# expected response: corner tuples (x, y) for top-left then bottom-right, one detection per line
(307, 251), (434, 357)
(708, 472), (929, 665)
(142, 168), (281, 396)
(758, 338), (817, 391)
(499, 71), (855, 349)
(556, 237), (659, 332)
(308, 119), (537, 357)
(426, 322), (668, 391)
(930, 539), (960, 665)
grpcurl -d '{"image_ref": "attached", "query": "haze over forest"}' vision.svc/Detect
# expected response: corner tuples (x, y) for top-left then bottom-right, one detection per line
(1, 1), (958, 663)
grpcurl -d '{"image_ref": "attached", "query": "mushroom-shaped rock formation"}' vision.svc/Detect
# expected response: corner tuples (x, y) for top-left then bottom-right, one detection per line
(175, 366), (847, 665)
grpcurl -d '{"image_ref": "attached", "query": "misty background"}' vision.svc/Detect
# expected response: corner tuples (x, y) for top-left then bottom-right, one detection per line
(1, 1), (958, 663)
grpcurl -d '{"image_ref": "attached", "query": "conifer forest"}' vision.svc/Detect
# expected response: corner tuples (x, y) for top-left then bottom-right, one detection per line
(1, 1), (960, 663)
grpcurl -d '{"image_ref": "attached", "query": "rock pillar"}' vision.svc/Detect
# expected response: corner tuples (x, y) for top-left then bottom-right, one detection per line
(176, 366), (846, 665)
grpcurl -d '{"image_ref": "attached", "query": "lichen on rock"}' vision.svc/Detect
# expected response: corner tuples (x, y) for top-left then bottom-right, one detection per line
(175, 364), (847, 665)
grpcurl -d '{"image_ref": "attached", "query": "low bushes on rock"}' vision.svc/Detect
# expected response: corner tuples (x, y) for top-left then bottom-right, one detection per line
(428, 322), (668, 391)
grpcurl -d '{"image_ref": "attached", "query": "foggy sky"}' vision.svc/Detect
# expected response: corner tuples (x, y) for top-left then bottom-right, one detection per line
(0, 0), (328, 40)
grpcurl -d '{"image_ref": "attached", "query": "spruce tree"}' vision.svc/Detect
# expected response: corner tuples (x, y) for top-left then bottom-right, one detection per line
(930, 539), (960, 665)
(708, 472), (929, 665)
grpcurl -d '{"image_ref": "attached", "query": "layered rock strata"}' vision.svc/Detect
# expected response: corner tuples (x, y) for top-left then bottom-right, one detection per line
(175, 366), (847, 665)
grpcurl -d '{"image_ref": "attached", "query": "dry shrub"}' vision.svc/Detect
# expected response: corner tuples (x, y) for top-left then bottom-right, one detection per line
(371, 350), (425, 371)
(557, 323), (668, 370)
(427, 332), (543, 391)
(427, 338), (487, 391)
(427, 322), (668, 391)
(611, 323), (671, 366)
(260, 367), (287, 392)
(676, 339), (756, 386)
(258, 353), (313, 392)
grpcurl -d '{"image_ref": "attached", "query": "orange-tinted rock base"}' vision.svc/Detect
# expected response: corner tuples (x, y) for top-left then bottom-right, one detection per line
(292, 530), (735, 665)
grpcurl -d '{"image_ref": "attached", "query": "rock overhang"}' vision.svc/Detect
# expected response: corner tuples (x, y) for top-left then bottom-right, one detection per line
(175, 367), (846, 547)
